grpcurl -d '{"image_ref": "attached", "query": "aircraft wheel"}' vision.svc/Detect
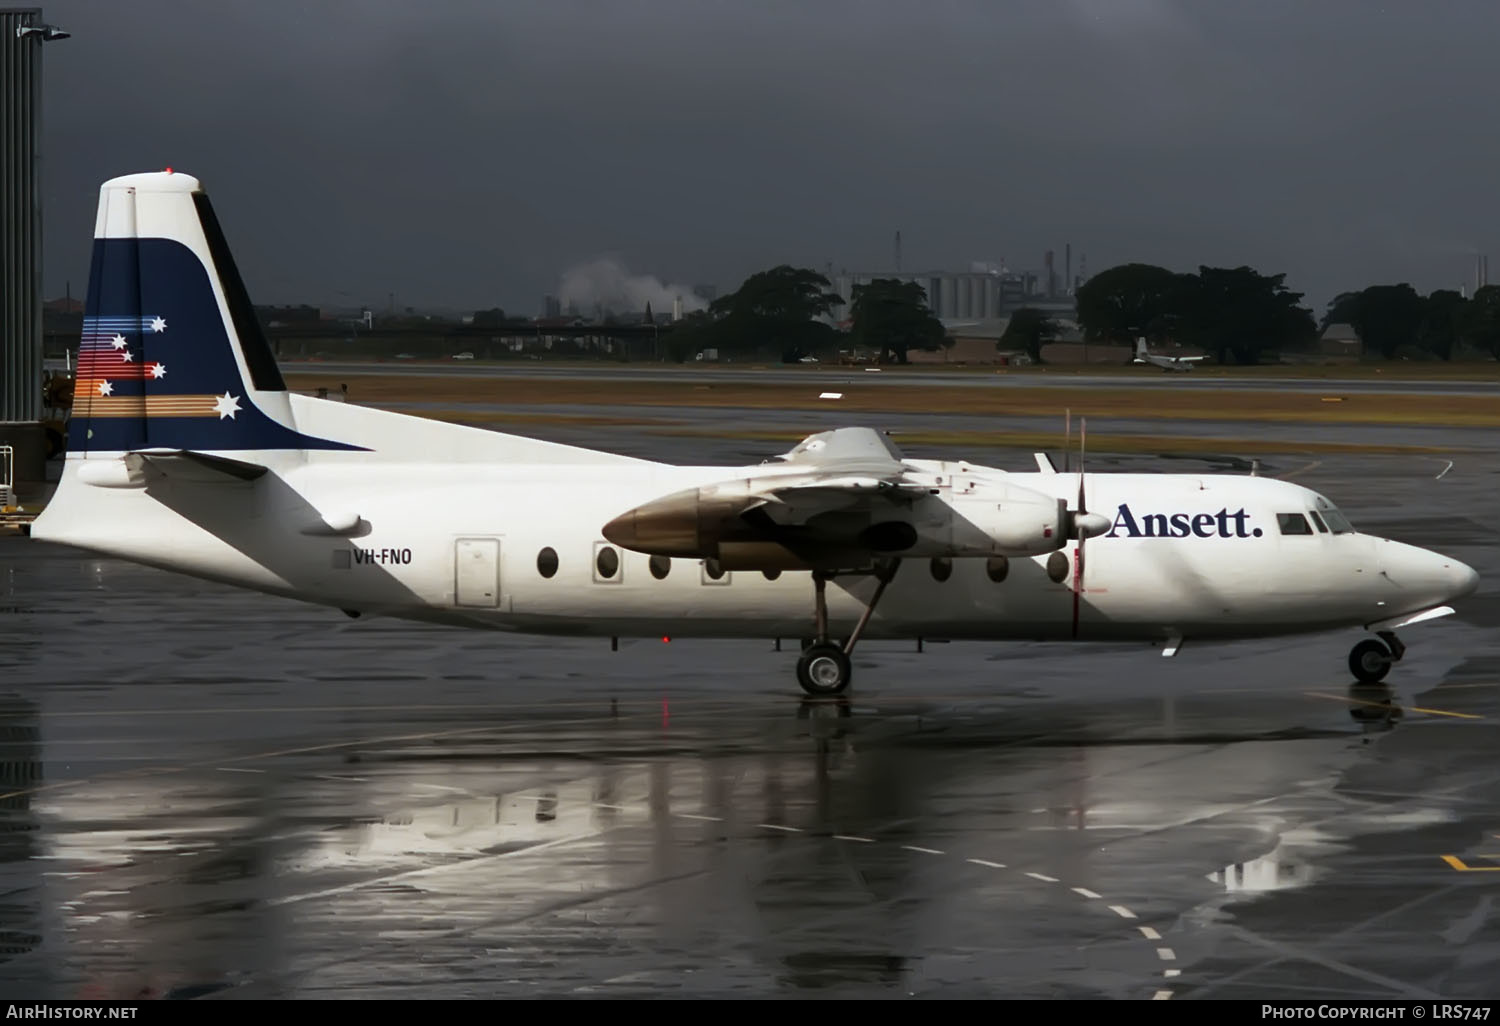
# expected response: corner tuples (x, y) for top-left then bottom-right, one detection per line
(1348, 639), (1393, 683)
(797, 644), (852, 696)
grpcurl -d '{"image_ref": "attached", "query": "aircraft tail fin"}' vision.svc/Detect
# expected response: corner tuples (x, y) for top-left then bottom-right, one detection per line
(1135, 337), (1148, 358)
(68, 171), (363, 457)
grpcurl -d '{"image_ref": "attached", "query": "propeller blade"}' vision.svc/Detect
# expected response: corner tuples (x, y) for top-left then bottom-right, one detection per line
(1077, 416), (1087, 515)
(1063, 409), (1071, 474)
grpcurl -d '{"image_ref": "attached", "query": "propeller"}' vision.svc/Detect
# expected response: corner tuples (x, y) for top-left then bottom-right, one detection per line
(1065, 418), (1111, 636)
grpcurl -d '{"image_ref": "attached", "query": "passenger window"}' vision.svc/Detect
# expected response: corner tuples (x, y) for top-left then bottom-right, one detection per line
(593, 542), (621, 582)
(702, 559), (729, 585)
(537, 547), (559, 578)
(1276, 513), (1313, 535)
(762, 569), (781, 581)
(930, 557), (952, 582)
(649, 555), (670, 580)
(1307, 511), (1328, 533)
(986, 556), (1009, 583)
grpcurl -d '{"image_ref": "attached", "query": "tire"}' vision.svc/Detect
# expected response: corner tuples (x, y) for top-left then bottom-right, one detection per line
(1348, 639), (1392, 683)
(796, 643), (852, 696)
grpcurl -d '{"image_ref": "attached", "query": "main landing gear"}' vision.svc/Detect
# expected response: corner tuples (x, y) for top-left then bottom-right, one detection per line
(1348, 630), (1407, 684)
(795, 560), (902, 697)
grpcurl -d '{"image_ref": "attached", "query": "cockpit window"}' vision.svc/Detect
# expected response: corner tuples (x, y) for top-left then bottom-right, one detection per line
(1307, 510), (1329, 533)
(1311, 495), (1356, 534)
(1277, 513), (1314, 535)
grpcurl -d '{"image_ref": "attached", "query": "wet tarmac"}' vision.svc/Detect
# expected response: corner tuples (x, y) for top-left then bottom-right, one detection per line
(1, 427), (1498, 1000)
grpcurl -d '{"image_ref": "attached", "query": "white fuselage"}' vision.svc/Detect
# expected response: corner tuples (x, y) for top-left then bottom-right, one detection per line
(30, 454), (1474, 646)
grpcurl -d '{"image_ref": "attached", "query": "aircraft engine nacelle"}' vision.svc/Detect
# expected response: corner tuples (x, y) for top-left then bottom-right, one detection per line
(936, 483), (1070, 557)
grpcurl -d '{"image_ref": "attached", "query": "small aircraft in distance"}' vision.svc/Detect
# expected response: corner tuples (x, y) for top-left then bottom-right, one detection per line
(31, 172), (1480, 698)
(1133, 337), (1208, 372)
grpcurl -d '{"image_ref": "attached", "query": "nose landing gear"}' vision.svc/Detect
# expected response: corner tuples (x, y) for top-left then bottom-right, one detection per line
(1349, 630), (1405, 683)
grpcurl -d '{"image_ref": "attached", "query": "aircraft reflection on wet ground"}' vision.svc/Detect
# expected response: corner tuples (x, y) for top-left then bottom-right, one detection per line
(0, 665), (1486, 1000)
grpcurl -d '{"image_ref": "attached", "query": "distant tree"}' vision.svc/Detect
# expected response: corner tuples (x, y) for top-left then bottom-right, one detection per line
(1417, 289), (1467, 360)
(1074, 263), (1183, 345)
(1459, 285), (1500, 359)
(1343, 284), (1428, 359)
(1320, 291), (1362, 332)
(706, 265), (842, 361)
(663, 310), (711, 363)
(470, 307), (508, 328)
(999, 308), (1058, 364)
(849, 279), (946, 364)
(1176, 266), (1316, 365)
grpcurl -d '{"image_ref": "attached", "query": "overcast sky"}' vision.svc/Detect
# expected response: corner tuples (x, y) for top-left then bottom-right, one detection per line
(33, 0), (1500, 317)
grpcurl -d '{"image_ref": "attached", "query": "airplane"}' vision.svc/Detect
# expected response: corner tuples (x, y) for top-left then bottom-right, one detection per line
(30, 171), (1480, 698)
(1133, 337), (1208, 372)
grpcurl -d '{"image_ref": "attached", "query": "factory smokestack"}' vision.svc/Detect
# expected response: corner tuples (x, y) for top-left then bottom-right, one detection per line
(1065, 244), (1072, 295)
(1045, 249), (1055, 297)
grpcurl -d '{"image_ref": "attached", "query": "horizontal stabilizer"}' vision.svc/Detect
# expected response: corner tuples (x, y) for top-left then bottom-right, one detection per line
(128, 449), (268, 482)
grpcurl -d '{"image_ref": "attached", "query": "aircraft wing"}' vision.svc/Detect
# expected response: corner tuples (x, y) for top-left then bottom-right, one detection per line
(603, 426), (1073, 569)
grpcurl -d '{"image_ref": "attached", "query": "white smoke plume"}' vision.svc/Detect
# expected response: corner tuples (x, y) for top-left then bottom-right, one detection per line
(558, 257), (709, 318)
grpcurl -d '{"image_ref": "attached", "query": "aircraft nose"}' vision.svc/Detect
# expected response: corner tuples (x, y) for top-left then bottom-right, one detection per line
(1380, 540), (1479, 603)
(1448, 559), (1480, 600)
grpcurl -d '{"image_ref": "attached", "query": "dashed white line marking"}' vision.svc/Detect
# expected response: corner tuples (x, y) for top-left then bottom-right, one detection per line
(1138, 926), (1161, 940)
(833, 835), (874, 843)
(216, 767), (265, 774)
(596, 803), (630, 810)
(1152, 990), (1174, 1000)
(1025, 872), (1058, 883)
(310, 774), (368, 782)
(414, 783), (468, 794)
(967, 858), (1006, 869)
(1164, 969), (1181, 978)
(901, 845), (945, 855)
(1156, 947), (1176, 961)
(677, 813), (723, 822)
(1072, 887), (1101, 899)
(1109, 905), (1138, 919)
(759, 824), (801, 833)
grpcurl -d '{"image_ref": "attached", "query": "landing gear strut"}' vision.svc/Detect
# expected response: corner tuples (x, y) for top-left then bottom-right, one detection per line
(795, 560), (901, 697)
(1348, 630), (1405, 684)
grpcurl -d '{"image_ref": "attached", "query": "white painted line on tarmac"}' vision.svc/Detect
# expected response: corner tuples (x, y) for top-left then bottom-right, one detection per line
(1072, 887), (1101, 898)
(967, 858), (1006, 869)
(216, 767), (265, 774)
(1152, 990), (1174, 1000)
(834, 835), (874, 843)
(1025, 872), (1058, 882)
(759, 824), (801, 833)
(677, 813), (723, 822)
(1139, 926), (1161, 940)
(901, 845), (945, 855)
(1109, 905), (1137, 919)
(1157, 947), (1176, 961)
(1164, 969), (1181, 978)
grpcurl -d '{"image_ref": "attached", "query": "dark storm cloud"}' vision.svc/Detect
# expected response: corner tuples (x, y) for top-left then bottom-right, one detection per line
(36, 1), (1500, 316)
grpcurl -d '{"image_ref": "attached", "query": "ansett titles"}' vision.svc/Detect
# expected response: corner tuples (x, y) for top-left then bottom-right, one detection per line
(1107, 504), (1262, 539)
(353, 548), (413, 565)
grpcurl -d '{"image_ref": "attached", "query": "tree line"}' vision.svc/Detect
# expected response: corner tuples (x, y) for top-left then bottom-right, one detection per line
(512, 261), (1500, 366)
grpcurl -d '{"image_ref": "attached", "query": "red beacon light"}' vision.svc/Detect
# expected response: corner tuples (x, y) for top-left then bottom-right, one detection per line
(163, 167), (173, 174)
